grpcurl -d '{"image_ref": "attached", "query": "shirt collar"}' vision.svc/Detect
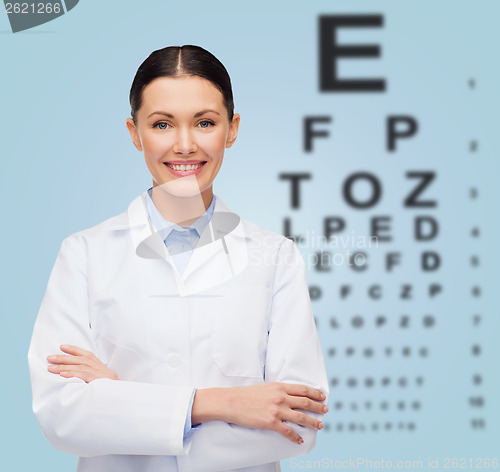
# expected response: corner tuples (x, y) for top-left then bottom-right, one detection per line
(144, 187), (216, 241)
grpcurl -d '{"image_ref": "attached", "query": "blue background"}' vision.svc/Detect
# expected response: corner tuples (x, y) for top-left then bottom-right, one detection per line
(1, 0), (499, 470)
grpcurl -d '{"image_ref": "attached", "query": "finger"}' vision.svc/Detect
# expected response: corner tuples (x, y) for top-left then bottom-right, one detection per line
(60, 344), (96, 359)
(59, 370), (96, 383)
(288, 396), (329, 415)
(282, 383), (325, 402)
(282, 409), (324, 431)
(48, 364), (96, 375)
(47, 354), (94, 367)
(274, 421), (304, 444)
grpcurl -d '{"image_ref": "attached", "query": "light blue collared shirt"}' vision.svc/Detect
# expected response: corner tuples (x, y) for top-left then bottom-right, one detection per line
(144, 188), (216, 442)
(145, 187), (216, 275)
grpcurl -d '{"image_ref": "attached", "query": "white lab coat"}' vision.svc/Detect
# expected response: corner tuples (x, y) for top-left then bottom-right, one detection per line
(28, 191), (329, 472)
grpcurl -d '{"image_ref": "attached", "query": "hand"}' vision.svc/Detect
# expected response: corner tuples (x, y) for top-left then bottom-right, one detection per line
(192, 382), (328, 444)
(47, 344), (119, 383)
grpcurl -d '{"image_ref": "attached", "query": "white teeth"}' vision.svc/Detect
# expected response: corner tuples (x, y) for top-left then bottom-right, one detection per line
(166, 162), (204, 171)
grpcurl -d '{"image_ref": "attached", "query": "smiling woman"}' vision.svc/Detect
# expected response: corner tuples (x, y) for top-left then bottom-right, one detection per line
(126, 74), (238, 213)
(28, 45), (329, 472)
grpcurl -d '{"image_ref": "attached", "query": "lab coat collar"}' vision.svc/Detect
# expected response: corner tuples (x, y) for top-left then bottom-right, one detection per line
(144, 187), (217, 243)
(109, 191), (251, 286)
(109, 191), (242, 232)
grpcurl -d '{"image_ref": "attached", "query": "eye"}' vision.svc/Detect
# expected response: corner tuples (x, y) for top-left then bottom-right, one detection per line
(153, 122), (169, 130)
(199, 120), (215, 129)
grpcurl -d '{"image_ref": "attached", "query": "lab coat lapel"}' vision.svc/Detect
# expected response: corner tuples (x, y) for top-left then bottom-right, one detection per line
(116, 194), (192, 293)
(111, 192), (248, 293)
(111, 193), (176, 268)
(179, 196), (242, 282)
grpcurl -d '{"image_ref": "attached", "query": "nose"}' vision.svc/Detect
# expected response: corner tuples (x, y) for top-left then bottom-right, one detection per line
(172, 128), (198, 155)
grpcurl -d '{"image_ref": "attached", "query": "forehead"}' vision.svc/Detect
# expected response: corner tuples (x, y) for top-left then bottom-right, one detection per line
(140, 76), (225, 113)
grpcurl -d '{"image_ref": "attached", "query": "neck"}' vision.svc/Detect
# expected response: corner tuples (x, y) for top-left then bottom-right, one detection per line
(150, 181), (213, 226)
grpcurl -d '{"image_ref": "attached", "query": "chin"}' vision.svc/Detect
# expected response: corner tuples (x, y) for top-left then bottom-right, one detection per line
(156, 176), (204, 198)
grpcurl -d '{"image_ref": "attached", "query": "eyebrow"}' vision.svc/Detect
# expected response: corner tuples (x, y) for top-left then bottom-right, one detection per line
(147, 109), (221, 119)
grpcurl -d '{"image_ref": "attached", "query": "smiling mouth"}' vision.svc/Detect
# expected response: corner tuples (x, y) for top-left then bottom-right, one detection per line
(164, 161), (206, 171)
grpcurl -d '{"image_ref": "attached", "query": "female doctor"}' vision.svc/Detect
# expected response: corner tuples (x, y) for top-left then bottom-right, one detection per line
(28, 45), (329, 472)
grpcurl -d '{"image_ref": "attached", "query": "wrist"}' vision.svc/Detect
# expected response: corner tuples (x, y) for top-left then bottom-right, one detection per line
(191, 387), (231, 425)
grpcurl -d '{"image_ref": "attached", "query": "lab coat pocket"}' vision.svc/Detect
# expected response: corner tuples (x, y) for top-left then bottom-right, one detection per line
(210, 286), (272, 379)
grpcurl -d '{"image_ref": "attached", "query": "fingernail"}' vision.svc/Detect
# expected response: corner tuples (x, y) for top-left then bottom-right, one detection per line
(323, 405), (329, 413)
(47, 355), (56, 361)
(320, 393), (325, 400)
(61, 344), (70, 349)
(319, 423), (324, 430)
(298, 438), (304, 444)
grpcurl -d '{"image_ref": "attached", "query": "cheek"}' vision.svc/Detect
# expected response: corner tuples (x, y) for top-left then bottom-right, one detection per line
(199, 132), (227, 158)
(142, 134), (172, 160)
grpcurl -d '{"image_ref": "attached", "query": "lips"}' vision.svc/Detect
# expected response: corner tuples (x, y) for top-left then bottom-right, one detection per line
(163, 161), (207, 177)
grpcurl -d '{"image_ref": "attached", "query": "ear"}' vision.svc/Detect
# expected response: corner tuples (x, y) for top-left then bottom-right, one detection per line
(126, 117), (143, 152)
(225, 113), (240, 149)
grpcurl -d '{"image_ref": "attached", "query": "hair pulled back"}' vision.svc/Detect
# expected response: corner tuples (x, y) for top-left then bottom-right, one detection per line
(129, 45), (234, 124)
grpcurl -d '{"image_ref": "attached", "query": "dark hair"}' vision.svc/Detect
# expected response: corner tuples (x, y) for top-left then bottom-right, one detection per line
(129, 45), (234, 124)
